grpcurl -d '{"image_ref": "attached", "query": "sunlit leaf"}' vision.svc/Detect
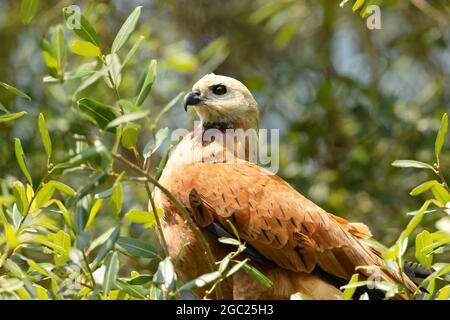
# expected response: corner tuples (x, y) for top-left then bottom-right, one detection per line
(435, 113), (448, 160)
(106, 111), (149, 129)
(38, 113), (52, 161)
(86, 198), (103, 228)
(342, 274), (359, 300)
(111, 6), (142, 54)
(410, 180), (439, 196)
(103, 252), (119, 296)
(77, 98), (117, 132)
(63, 7), (100, 47)
(135, 59), (157, 106)
(0, 112), (27, 123)
(0, 82), (31, 100)
(392, 160), (434, 170)
(178, 271), (221, 292)
(14, 138), (33, 187)
(20, 0), (38, 24)
(70, 40), (101, 57)
(242, 263), (273, 288)
(12, 181), (28, 215)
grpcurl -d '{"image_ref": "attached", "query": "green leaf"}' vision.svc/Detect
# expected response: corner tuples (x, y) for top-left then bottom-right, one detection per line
(435, 113), (448, 160)
(93, 225), (120, 268)
(111, 173), (124, 219)
(70, 40), (101, 57)
(225, 259), (248, 278)
(50, 230), (71, 266)
(111, 6), (142, 54)
(114, 280), (147, 299)
(0, 277), (24, 293)
(20, 0), (38, 24)
(13, 181), (28, 215)
(86, 198), (103, 228)
(63, 7), (100, 47)
(116, 237), (158, 258)
(121, 126), (139, 149)
(14, 138), (33, 186)
(409, 180), (439, 196)
(121, 36), (144, 69)
(437, 285), (450, 300)
(125, 208), (163, 228)
(48, 180), (76, 196)
(103, 53), (122, 89)
(106, 111), (149, 129)
(416, 230), (433, 268)
(35, 183), (55, 209)
(125, 209), (153, 224)
(0, 82), (31, 100)
(77, 98), (117, 132)
(400, 200), (432, 243)
(218, 237), (241, 246)
(143, 127), (169, 158)
(38, 113), (52, 160)
(54, 143), (107, 169)
(154, 92), (184, 126)
(241, 263), (273, 288)
(391, 160), (434, 170)
(342, 274), (359, 300)
(432, 184), (450, 204)
(135, 59), (157, 106)
(103, 252), (120, 296)
(52, 25), (65, 68)
(352, 0), (365, 11)
(0, 112), (27, 123)
(153, 257), (176, 293)
(178, 271), (222, 292)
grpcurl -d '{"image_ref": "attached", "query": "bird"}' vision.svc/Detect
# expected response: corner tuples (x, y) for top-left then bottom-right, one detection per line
(154, 74), (420, 300)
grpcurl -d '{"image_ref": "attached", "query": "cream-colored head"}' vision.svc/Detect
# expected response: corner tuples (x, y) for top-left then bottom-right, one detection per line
(184, 74), (259, 130)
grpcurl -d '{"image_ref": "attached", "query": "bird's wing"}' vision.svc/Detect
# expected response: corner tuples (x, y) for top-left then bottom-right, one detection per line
(167, 161), (415, 290)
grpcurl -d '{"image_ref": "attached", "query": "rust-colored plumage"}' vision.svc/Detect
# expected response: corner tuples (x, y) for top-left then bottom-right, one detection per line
(154, 74), (417, 299)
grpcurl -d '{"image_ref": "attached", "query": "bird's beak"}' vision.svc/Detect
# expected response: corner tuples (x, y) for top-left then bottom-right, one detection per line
(183, 90), (204, 112)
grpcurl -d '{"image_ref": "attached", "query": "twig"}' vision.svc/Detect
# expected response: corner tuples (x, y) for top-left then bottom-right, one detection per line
(82, 250), (97, 289)
(410, 0), (447, 25)
(112, 153), (224, 299)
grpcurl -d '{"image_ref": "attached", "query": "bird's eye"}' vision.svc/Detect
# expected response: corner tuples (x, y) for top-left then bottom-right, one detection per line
(212, 84), (227, 95)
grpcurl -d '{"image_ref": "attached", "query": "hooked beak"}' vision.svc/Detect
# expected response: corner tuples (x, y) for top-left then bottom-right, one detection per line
(183, 90), (204, 111)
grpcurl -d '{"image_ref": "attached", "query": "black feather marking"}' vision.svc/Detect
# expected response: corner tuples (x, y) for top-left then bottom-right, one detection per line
(261, 229), (270, 241)
(275, 217), (283, 227)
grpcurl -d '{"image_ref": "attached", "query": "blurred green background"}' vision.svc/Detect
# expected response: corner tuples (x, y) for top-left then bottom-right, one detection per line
(0, 0), (449, 250)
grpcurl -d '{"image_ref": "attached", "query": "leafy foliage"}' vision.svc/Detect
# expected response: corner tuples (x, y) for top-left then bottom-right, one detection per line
(0, 1), (449, 300)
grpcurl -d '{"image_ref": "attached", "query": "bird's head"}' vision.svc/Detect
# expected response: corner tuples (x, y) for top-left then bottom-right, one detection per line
(184, 74), (259, 130)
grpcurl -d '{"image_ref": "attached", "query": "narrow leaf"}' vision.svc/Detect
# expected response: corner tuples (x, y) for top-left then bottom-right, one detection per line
(70, 40), (101, 57)
(20, 0), (38, 24)
(116, 237), (158, 258)
(135, 59), (157, 106)
(0, 82), (31, 100)
(435, 113), (448, 160)
(111, 6), (142, 54)
(38, 113), (52, 160)
(106, 111), (149, 129)
(0, 112), (27, 123)
(14, 138), (33, 186)
(103, 252), (119, 295)
(392, 160), (434, 170)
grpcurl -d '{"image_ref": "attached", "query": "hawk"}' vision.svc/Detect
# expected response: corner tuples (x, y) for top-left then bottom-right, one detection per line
(154, 74), (419, 299)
